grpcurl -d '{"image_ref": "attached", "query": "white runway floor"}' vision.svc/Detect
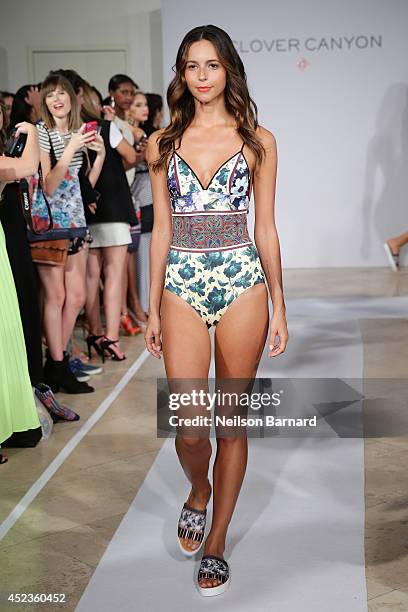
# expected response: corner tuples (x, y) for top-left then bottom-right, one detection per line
(76, 296), (408, 611)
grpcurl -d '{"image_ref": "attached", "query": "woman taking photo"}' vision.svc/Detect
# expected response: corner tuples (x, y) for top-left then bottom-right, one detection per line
(0, 107), (42, 464)
(145, 25), (288, 596)
(34, 74), (105, 393)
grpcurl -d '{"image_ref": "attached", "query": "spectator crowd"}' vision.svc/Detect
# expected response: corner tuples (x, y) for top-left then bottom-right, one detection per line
(0, 71), (163, 463)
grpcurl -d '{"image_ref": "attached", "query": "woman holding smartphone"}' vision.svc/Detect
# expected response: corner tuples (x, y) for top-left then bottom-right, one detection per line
(0, 107), (42, 464)
(34, 74), (105, 393)
(146, 25), (288, 596)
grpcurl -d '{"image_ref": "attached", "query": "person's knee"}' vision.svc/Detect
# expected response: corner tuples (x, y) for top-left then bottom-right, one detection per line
(44, 288), (65, 309)
(177, 435), (209, 452)
(86, 256), (101, 279)
(86, 265), (101, 283)
(104, 263), (122, 282)
(66, 288), (86, 311)
(216, 436), (247, 449)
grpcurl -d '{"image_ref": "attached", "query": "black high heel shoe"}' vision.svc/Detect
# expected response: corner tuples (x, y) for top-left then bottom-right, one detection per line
(86, 334), (104, 360)
(43, 353), (94, 394)
(99, 337), (126, 363)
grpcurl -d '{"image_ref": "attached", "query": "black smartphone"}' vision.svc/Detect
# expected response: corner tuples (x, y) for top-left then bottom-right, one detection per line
(4, 129), (27, 158)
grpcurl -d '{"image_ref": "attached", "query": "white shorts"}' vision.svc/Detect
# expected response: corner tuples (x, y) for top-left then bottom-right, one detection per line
(89, 222), (131, 248)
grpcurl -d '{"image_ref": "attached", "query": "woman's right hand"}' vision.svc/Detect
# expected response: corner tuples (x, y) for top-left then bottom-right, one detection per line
(86, 133), (105, 156)
(102, 106), (116, 121)
(68, 125), (97, 152)
(145, 313), (162, 358)
(14, 122), (36, 137)
(24, 86), (40, 110)
(135, 148), (147, 165)
(135, 138), (148, 153)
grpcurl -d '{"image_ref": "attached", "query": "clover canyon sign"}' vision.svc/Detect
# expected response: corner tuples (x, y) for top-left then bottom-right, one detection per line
(233, 35), (382, 53)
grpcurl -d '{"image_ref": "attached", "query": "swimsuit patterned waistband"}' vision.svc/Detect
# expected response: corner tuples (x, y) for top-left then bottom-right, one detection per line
(170, 212), (252, 252)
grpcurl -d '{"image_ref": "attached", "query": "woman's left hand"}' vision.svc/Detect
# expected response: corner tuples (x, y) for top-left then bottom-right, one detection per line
(86, 133), (105, 156)
(268, 310), (289, 358)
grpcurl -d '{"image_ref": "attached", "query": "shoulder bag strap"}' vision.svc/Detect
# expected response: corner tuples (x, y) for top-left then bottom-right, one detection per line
(19, 163), (53, 234)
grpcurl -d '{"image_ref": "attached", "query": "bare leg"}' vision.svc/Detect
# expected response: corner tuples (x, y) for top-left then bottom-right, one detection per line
(161, 289), (212, 553)
(119, 252), (141, 335)
(36, 264), (66, 360)
(200, 283), (269, 589)
(386, 231), (408, 254)
(128, 252), (147, 321)
(62, 249), (87, 349)
(102, 245), (128, 349)
(121, 251), (130, 315)
(85, 248), (103, 335)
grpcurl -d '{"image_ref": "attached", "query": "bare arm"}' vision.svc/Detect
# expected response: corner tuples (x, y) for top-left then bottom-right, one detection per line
(0, 123), (39, 181)
(253, 126), (288, 356)
(111, 118), (146, 169)
(88, 152), (105, 188)
(122, 149), (146, 171)
(116, 137), (137, 167)
(86, 134), (106, 188)
(144, 129), (173, 358)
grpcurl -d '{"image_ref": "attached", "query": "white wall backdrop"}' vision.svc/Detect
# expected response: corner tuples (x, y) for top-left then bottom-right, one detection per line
(161, 0), (408, 267)
(0, 0), (162, 96)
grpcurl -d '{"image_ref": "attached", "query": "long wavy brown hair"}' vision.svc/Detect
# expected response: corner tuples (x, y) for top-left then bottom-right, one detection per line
(152, 24), (265, 172)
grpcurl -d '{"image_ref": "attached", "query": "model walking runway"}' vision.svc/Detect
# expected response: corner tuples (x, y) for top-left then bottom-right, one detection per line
(75, 295), (408, 611)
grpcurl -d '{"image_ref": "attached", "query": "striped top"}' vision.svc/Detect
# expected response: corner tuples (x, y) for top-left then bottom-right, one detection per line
(36, 121), (83, 170)
(131, 161), (152, 209)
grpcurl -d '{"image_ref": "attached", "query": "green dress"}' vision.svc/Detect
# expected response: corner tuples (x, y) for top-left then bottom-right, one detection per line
(0, 221), (40, 444)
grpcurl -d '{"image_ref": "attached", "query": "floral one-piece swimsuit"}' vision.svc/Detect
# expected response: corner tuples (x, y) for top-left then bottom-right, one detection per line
(164, 142), (266, 328)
